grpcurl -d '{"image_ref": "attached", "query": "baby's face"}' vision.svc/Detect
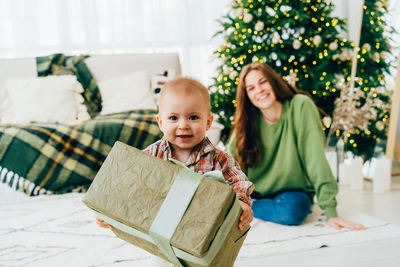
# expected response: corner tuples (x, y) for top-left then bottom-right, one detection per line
(157, 90), (213, 154)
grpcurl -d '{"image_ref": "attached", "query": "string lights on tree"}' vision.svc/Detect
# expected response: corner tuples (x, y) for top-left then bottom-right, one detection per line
(209, 0), (395, 161)
(341, 0), (395, 160)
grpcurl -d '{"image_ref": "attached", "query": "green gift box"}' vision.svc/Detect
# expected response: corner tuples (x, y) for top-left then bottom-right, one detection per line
(83, 141), (250, 267)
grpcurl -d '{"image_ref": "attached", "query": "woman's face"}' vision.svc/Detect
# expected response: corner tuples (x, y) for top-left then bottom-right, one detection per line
(244, 69), (277, 110)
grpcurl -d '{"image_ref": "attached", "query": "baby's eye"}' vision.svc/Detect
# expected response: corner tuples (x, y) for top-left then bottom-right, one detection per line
(189, 115), (199, 120)
(168, 115), (178, 120)
(246, 86), (254, 91)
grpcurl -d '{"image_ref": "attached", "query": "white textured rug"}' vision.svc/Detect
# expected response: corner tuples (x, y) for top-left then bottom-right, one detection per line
(238, 206), (400, 259)
(1, 183), (400, 267)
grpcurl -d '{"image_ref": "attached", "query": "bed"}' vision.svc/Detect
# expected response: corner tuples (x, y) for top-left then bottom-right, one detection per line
(0, 53), (181, 196)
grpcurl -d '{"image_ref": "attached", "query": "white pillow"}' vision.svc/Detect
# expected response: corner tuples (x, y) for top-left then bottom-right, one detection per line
(1, 75), (90, 124)
(0, 86), (15, 122)
(99, 70), (157, 115)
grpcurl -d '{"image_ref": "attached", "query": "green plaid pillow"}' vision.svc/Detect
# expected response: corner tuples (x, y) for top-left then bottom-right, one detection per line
(36, 53), (102, 117)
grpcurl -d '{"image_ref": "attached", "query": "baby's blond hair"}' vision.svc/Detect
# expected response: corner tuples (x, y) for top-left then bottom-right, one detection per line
(159, 77), (211, 113)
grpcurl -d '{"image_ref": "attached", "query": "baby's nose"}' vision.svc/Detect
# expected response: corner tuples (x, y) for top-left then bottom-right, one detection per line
(178, 119), (189, 129)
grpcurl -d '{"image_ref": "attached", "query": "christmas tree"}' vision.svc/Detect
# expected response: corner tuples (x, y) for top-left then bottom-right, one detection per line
(209, 0), (395, 161)
(209, 0), (353, 141)
(341, 0), (394, 160)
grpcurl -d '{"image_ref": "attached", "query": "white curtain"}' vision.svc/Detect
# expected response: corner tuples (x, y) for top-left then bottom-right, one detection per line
(0, 0), (231, 84)
(1, 0), (398, 85)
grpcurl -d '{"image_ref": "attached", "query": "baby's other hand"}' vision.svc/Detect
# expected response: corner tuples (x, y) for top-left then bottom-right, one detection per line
(96, 216), (112, 229)
(238, 200), (253, 230)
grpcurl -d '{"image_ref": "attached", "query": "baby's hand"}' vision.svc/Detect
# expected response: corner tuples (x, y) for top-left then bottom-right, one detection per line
(96, 216), (112, 229)
(238, 200), (253, 230)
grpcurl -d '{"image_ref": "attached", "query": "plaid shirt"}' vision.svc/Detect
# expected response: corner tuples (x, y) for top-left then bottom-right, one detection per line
(143, 137), (254, 206)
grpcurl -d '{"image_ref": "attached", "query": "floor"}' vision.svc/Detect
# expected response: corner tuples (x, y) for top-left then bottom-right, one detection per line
(236, 170), (400, 267)
(337, 175), (400, 225)
(1, 162), (400, 266)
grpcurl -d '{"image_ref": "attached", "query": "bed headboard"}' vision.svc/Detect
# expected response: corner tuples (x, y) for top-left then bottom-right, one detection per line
(0, 53), (182, 89)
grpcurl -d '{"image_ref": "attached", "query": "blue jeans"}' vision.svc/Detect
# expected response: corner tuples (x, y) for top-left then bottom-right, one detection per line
(252, 191), (312, 225)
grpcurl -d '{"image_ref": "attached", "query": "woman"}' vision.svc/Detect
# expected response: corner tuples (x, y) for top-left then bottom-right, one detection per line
(227, 62), (365, 230)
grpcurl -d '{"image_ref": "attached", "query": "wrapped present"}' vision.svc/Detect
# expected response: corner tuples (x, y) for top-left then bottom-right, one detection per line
(82, 141), (249, 267)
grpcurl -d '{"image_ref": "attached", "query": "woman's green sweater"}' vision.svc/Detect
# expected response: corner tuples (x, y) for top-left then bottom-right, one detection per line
(227, 94), (338, 218)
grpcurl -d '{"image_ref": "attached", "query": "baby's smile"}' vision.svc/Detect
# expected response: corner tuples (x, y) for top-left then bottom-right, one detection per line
(176, 134), (194, 141)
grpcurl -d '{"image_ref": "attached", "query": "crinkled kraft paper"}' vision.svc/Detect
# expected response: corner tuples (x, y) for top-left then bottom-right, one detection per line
(83, 141), (249, 267)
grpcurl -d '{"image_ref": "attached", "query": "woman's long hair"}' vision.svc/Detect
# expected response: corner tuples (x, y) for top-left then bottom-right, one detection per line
(233, 62), (311, 169)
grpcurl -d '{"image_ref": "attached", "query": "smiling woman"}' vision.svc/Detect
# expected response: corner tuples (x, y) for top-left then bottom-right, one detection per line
(228, 61), (365, 231)
(244, 70), (281, 124)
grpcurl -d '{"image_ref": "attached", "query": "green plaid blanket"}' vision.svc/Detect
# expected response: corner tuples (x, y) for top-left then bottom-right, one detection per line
(36, 53), (102, 117)
(0, 110), (162, 196)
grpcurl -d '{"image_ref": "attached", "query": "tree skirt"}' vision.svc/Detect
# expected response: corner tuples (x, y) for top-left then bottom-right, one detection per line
(1, 184), (400, 266)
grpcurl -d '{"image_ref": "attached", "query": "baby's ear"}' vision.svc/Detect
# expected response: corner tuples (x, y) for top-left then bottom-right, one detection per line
(156, 114), (163, 129)
(206, 114), (214, 131)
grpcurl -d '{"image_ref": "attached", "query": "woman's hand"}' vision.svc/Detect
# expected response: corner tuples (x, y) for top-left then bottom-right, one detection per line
(328, 217), (366, 231)
(96, 216), (112, 229)
(239, 200), (253, 230)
